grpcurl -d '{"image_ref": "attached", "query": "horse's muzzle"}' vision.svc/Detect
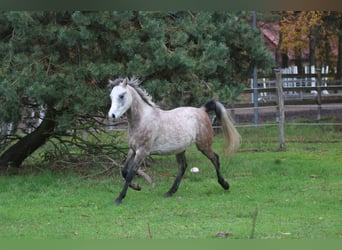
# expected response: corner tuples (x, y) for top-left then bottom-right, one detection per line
(108, 112), (116, 120)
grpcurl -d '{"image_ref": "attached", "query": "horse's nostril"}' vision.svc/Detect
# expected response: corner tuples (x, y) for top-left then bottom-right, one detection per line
(112, 113), (116, 119)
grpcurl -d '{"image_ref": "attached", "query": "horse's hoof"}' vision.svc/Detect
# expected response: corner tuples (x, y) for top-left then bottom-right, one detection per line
(129, 182), (142, 191)
(114, 198), (122, 205)
(219, 180), (230, 190)
(223, 182), (230, 190)
(164, 192), (173, 197)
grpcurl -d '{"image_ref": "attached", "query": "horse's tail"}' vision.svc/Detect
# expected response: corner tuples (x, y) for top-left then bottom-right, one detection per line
(203, 100), (241, 154)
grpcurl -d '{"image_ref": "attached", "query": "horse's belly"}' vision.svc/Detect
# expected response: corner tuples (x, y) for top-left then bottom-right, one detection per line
(150, 144), (189, 155)
(150, 133), (195, 155)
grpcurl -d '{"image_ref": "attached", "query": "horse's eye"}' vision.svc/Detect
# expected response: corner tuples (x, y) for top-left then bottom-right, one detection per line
(119, 94), (125, 100)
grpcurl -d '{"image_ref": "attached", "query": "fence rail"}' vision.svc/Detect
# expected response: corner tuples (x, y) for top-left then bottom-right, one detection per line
(229, 68), (342, 150)
(242, 85), (342, 94)
(233, 67), (342, 108)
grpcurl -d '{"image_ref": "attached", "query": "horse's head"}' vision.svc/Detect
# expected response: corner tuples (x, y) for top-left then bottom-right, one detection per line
(108, 78), (133, 119)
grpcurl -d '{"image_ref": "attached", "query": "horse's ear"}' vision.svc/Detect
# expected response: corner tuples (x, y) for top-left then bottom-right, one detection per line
(107, 80), (115, 90)
(122, 78), (128, 87)
(107, 78), (127, 89)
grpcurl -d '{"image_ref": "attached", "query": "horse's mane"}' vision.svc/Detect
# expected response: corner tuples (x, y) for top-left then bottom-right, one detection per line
(108, 77), (157, 107)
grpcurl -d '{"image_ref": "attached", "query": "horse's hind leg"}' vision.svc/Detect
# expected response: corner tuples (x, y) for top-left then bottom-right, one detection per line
(199, 147), (229, 190)
(165, 151), (187, 197)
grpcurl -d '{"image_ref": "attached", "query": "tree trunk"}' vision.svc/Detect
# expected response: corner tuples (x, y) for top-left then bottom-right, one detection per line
(0, 107), (58, 172)
(275, 30), (283, 68)
(337, 30), (342, 81)
(294, 47), (303, 75)
(309, 29), (316, 68)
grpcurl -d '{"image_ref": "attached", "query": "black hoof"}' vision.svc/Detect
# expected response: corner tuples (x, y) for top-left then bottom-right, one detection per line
(223, 182), (230, 190)
(129, 182), (142, 191)
(164, 191), (173, 197)
(114, 198), (122, 205)
(219, 180), (229, 190)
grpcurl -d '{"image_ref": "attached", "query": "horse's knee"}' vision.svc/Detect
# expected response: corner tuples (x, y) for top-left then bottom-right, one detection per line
(121, 167), (128, 178)
(124, 168), (136, 183)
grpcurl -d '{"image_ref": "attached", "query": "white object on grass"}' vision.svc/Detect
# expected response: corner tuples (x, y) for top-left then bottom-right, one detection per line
(190, 167), (199, 173)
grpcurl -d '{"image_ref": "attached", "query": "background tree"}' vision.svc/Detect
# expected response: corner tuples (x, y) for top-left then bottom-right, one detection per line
(278, 11), (342, 77)
(279, 11), (324, 74)
(0, 11), (274, 172)
(322, 11), (342, 80)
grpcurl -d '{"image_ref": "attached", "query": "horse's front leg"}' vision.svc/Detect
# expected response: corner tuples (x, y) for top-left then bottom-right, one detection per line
(114, 148), (148, 205)
(121, 149), (141, 191)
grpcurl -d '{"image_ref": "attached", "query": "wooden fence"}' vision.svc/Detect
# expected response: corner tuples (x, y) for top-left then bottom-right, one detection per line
(238, 68), (342, 107)
(228, 68), (342, 150)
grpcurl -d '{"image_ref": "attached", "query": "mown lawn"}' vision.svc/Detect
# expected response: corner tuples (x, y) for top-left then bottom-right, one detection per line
(0, 124), (341, 239)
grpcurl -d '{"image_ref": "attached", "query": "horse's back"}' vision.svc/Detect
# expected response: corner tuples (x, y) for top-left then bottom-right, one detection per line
(159, 106), (210, 131)
(149, 107), (212, 154)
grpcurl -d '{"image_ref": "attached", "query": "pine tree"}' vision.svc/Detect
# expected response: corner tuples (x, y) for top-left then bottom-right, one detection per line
(0, 11), (274, 171)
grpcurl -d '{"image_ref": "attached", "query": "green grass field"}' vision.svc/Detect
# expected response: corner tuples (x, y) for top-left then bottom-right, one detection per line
(0, 124), (341, 239)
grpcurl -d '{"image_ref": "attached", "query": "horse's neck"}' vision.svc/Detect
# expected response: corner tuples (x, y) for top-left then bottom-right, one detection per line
(126, 87), (154, 127)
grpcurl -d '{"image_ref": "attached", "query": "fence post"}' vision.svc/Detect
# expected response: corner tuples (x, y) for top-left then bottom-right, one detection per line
(275, 68), (286, 151)
(316, 68), (322, 121)
(252, 66), (259, 127)
(252, 11), (258, 127)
